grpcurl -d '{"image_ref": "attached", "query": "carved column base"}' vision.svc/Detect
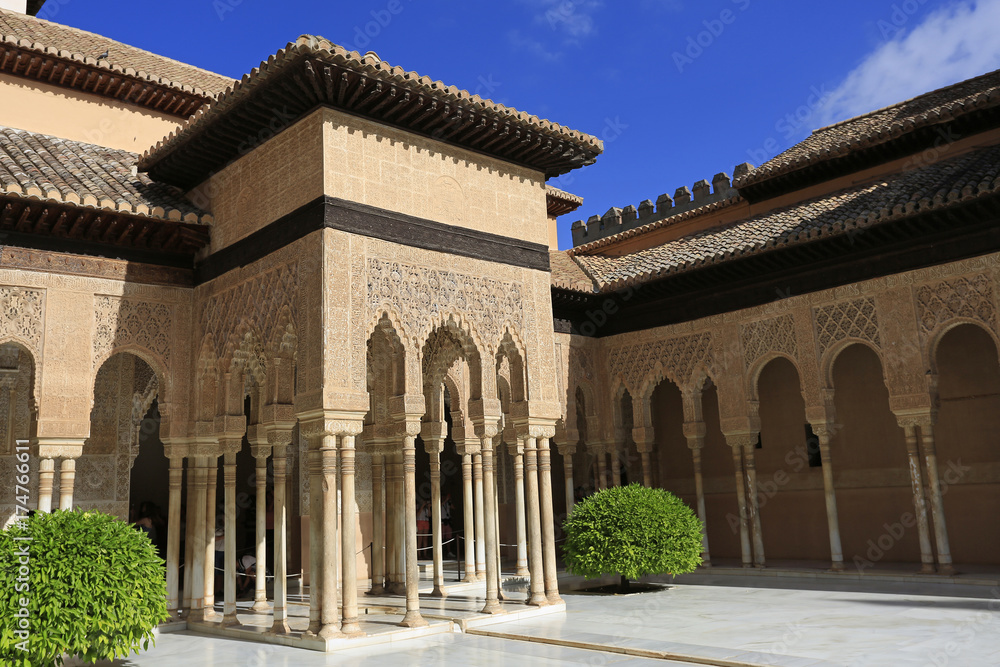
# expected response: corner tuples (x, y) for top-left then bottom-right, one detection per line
(250, 599), (271, 613)
(318, 624), (345, 640)
(400, 611), (429, 628)
(480, 600), (506, 615)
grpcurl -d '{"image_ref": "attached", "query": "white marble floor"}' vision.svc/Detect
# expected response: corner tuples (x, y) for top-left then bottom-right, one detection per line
(105, 571), (1000, 666)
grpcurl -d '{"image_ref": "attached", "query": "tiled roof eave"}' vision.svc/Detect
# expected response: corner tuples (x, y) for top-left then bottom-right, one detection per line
(735, 70), (1000, 192)
(591, 180), (1000, 292)
(0, 34), (219, 117)
(0, 178), (212, 225)
(0, 192), (210, 255)
(140, 36), (603, 187)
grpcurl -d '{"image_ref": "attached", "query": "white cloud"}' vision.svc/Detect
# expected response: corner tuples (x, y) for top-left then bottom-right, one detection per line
(507, 29), (563, 62)
(519, 0), (604, 39)
(814, 0), (1000, 128)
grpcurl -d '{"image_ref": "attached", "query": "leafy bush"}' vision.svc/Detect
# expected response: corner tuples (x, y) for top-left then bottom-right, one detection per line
(0, 509), (168, 666)
(563, 484), (703, 590)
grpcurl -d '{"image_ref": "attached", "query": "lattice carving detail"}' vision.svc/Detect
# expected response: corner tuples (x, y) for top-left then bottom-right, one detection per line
(916, 274), (996, 336)
(608, 332), (713, 393)
(366, 258), (523, 350)
(741, 314), (797, 369)
(93, 296), (172, 369)
(814, 297), (881, 356)
(202, 262), (299, 359)
(0, 287), (44, 352)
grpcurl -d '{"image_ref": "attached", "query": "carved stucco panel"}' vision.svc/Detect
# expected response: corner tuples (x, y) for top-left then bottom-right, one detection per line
(0, 286), (44, 355)
(813, 297), (881, 357)
(93, 296), (172, 370)
(915, 273), (996, 338)
(740, 313), (797, 371)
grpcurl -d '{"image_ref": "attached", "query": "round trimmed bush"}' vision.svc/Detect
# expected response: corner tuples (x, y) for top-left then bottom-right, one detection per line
(563, 484), (703, 591)
(0, 509), (168, 666)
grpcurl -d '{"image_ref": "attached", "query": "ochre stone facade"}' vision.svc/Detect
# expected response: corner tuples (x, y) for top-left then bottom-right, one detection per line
(2, 3), (1000, 656)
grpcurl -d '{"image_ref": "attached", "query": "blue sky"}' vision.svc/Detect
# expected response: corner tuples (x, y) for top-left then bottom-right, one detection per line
(42, 0), (1000, 249)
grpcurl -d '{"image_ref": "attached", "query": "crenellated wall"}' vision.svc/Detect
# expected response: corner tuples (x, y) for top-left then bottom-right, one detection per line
(570, 163), (750, 247)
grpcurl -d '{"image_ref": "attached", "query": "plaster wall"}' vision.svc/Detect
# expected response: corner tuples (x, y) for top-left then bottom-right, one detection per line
(0, 73), (183, 152)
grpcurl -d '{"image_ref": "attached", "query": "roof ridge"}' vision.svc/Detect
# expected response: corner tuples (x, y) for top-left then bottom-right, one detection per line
(0, 7), (233, 97)
(1, 8), (232, 82)
(812, 67), (1000, 134)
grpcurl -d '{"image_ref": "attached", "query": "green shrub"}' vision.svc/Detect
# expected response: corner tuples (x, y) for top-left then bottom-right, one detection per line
(563, 484), (703, 590)
(0, 509), (168, 666)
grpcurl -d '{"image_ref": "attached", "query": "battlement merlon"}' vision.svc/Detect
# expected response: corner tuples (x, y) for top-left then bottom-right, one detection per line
(569, 163), (752, 247)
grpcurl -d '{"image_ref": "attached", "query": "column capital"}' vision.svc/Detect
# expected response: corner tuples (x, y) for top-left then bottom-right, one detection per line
(632, 426), (656, 453)
(893, 407), (935, 430)
(507, 440), (524, 456)
(556, 442), (576, 457)
(723, 432), (758, 450)
(454, 440), (481, 456)
(185, 436), (221, 459)
(35, 439), (85, 460)
(298, 409), (367, 439)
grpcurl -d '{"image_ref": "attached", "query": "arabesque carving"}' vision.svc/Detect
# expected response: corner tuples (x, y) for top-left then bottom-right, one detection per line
(916, 274), (996, 337)
(814, 297), (881, 355)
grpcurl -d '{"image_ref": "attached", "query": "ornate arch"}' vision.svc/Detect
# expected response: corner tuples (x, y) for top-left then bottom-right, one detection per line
(746, 351), (805, 402)
(925, 318), (1000, 375)
(820, 338), (887, 391)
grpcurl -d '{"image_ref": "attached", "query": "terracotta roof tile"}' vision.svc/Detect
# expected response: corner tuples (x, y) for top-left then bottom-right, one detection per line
(550, 250), (596, 292)
(0, 125), (209, 223)
(736, 69), (1000, 189)
(0, 8), (233, 97)
(140, 35), (602, 179)
(576, 143), (1000, 290)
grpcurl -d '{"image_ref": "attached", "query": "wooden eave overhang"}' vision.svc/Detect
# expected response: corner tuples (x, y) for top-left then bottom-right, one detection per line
(140, 37), (603, 189)
(0, 35), (215, 118)
(0, 193), (210, 265)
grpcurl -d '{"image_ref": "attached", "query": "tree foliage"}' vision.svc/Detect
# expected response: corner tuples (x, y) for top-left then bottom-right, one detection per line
(563, 484), (703, 584)
(0, 509), (168, 666)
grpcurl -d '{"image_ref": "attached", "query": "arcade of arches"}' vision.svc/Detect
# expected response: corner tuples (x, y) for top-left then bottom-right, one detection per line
(2, 6), (1000, 653)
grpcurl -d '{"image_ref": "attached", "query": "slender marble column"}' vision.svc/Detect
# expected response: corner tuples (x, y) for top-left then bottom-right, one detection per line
(428, 446), (446, 597)
(222, 453), (238, 626)
(189, 458), (208, 620)
(58, 458), (76, 510)
(473, 451), (486, 579)
(370, 453), (386, 595)
(251, 453), (269, 612)
(610, 444), (622, 487)
(919, 423), (954, 575)
(318, 436), (343, 638)
(461, 452), (477, 583)
(640, 450), (652, 487)
(815, 430), (844, 571)
(538, 437), (562, 604)
(559, 444), (575, 515)
(183, 459), (195, 611)
(902, 424), (937, 573)
(729, 444), (753, 568)
(166, 457), (183, 620)
(691, 447), (711, 565)
(509, 443), (530, 576)
(743, 444), (765, 568)
(304, 446), (323, 636)
(523, 437), (547, 606)
(340, 434), (364, 636)
(269, 443), (290, 635)
(400, 435), (427, 627)
(388, 453), (406, 594)
(204, 458), (218, 614)
(480, 437), (504, 614)
(596, 453), (608, 491)
(37, 457), (54, 513)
